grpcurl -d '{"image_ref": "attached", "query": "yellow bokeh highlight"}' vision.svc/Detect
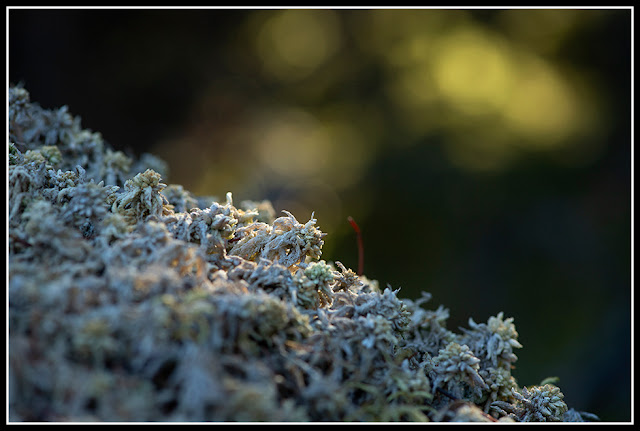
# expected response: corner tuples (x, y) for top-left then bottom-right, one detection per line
(375, 17), (591, 171)
(254, 108), (330, 176)
(432, 26), (514, 116)
(502, 57), (580, 146)
(250, 105), (374, 189)
(256, 9), (341, 81)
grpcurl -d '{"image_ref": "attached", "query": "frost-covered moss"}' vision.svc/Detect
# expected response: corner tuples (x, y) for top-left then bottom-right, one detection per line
(8, 85), (597, 422)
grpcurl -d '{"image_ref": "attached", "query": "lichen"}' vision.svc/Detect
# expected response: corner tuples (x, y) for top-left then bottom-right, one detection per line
(491, 384), (569, 422)
(111, 169), (172, 224)
(8, 85), (597, 422)
(429, 342), (488, 403)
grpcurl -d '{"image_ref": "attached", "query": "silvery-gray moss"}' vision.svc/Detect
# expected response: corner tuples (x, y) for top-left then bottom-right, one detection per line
(8, 85), (597, 422)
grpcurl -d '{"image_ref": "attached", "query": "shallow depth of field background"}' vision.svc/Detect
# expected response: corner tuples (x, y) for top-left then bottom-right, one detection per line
(9, 8), (631, 421)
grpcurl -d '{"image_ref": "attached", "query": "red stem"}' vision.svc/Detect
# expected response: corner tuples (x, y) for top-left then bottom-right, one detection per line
(347, 216), (364, 276)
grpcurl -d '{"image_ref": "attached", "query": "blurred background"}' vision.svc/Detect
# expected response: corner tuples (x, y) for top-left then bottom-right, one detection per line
(9, 8), (631, 421)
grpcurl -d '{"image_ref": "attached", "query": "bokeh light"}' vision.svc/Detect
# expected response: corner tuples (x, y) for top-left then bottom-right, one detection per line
(255, 9), (342, 81)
